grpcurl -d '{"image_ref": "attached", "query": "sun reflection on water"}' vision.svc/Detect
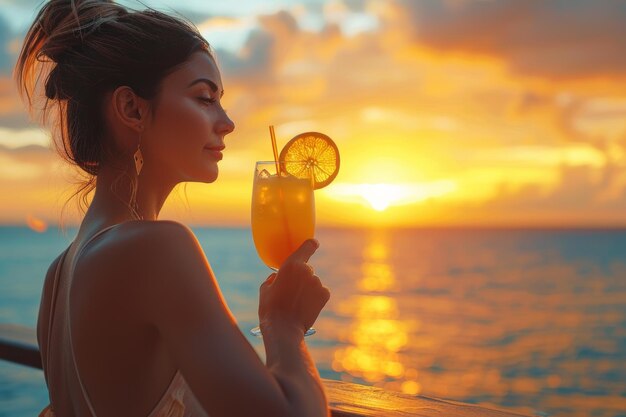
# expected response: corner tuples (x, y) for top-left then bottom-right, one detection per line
(310, 229), (626, 417)
(332, 231), (421, 395)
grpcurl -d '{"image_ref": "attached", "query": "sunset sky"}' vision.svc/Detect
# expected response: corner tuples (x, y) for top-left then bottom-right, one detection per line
(1, 0), (626, 228)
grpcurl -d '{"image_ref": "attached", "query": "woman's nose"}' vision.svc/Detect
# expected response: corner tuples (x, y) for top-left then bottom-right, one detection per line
(218, 112), (235, 135)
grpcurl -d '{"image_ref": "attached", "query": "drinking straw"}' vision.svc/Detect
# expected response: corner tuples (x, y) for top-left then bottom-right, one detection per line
(268, 125), (293, 258)
(269, 125), (280, 175)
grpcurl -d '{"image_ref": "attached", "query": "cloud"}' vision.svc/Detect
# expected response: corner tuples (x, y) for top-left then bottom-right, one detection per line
(398, 0), (626, 80)
(0, 14), (12, 73)
(485, 160), (626, 219)
(0, 143), (55, 182)
(213, 10), (302, 86)
(215, 28), (275, 81)
(0, 76), (32, 129)
(1, 0), (626, 226)
(0, 126), (49, 148)
(343, 0), (367, 13)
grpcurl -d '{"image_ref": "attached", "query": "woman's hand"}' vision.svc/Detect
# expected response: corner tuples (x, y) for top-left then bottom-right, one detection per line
(258, 239), (331, 335)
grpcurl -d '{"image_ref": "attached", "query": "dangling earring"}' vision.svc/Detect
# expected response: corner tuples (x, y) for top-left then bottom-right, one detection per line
(133, 134), (143, 176)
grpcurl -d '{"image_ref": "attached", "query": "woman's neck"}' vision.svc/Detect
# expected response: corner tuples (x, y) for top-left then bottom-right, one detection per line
(87, 162), (178, 223)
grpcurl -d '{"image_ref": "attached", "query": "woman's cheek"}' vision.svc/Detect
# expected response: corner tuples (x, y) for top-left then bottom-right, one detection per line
(179, 99), (215, 134)
(157, 99), (204, 142)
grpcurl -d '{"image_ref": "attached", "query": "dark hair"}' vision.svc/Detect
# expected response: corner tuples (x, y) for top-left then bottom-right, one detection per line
(14, 0), (212, 222)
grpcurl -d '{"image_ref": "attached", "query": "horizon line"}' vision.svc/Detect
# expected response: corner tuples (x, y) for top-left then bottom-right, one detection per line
(3, 222), (626, 231)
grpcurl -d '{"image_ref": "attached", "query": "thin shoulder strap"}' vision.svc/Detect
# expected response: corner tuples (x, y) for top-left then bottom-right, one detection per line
(53, 223), (123, 417)
(45, 246), (70, 382)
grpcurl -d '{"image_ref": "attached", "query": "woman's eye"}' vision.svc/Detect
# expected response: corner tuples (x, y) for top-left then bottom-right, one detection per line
(198, 97), (216, 105)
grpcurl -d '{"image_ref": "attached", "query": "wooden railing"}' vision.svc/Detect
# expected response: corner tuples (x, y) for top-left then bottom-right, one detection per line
(0, 323), (529, 417)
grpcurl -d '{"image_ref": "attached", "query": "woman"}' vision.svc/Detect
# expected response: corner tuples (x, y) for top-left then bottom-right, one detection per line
(14, 1), (331, 416)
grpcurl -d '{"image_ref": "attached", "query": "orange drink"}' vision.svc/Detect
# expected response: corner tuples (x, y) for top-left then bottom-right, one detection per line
(251, 161), (315, 270)
(250, 129), (339, 337)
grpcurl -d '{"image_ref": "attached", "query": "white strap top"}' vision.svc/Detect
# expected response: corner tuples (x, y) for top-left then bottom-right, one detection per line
(42, 223), (208, 417)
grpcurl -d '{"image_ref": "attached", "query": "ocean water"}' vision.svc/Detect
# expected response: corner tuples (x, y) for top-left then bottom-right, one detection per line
(1, 226), (625, 417)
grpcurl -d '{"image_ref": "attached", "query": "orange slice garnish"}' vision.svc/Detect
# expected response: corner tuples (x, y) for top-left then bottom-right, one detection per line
(279, 132), (340, 190)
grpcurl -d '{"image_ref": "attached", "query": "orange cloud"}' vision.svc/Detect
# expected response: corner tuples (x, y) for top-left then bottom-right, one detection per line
(397, 0), (626, 80)
(1, 1), (626, 227)
(0, 76), (31, 128)
(473, 162), (626, 227)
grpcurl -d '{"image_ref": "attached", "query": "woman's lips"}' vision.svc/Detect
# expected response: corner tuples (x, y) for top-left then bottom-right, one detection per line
(204, 144), (225, 160)
(204, 148), (223, 160)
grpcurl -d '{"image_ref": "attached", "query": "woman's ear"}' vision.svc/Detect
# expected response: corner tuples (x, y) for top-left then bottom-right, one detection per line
(111, 85), (147, 133)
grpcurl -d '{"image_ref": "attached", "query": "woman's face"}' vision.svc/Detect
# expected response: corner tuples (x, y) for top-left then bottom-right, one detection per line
(144, 51), (235, 184)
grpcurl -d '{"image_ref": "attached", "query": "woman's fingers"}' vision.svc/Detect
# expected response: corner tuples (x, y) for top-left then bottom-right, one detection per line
(258, 239), (330, 330)
(273, 248), (317, 298)
(300, 283), (331, 330)
(261, 273), (277, 287)
(259, 273), (277, 297)
(288, 239), (319, 264)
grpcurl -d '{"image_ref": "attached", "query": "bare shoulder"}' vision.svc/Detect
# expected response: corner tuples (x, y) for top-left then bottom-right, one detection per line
(80, 219), (202, 267)
(74, 220), (210, 321)
(128, 219), (197, 240)
(111, 219), (197, 246)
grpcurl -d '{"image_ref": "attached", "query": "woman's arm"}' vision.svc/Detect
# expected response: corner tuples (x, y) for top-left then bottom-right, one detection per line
(119, 220), (330, 417)
(257, 242), (332, 417)
(261, 320), (329, 417)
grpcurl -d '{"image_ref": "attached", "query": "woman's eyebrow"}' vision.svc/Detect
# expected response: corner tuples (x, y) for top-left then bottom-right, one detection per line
(187, 78), (224, 98)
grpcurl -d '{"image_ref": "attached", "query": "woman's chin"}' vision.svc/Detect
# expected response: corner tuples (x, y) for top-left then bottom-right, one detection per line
(185, 163), (219, 183)
(202, 168), (219, 183)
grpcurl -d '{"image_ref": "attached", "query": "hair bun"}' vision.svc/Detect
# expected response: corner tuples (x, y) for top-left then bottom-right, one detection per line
(35, 0), (127, 100)
(39, 0), (125, 64)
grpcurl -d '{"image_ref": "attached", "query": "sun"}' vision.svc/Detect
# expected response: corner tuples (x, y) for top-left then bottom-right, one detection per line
(357, 184), (407, 211)
(324, 181), (458, 212)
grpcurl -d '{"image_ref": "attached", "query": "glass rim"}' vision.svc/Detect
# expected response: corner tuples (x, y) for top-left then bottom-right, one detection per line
(255, 160), (285, 164)
(253, 160), (314, 180)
